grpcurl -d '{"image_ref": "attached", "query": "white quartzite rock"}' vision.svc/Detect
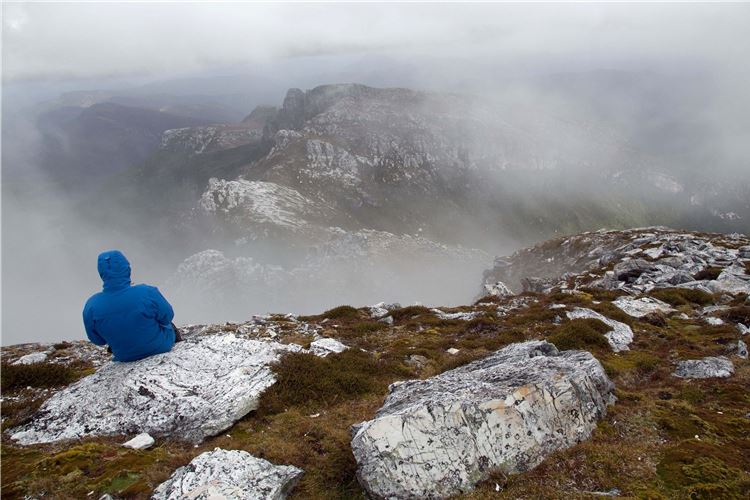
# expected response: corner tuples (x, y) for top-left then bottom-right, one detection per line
(565, 308), (634, 352)
(152, 448), (303, 500)
(673, 356), (735, 379)
(431, 308), (480, 321)
(612, 296), (675, 318)
(9, 335), (304, 445)
(12, 351), (49, 365)
(309, 338), (348, 357)
(351, 341), (615, 499)
(122, 432), (155, 450)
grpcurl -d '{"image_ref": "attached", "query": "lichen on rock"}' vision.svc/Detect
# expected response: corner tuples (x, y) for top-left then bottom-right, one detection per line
(673, 356), (735, 379)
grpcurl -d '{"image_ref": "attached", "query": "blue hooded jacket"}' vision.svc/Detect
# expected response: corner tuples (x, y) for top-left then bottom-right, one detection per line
(83, 250), (176, 362)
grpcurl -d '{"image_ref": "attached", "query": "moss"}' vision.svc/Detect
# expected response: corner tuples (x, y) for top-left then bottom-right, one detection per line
(694, 267), (723, 281)
(654, 403), (713, 441)
(102, 472), (141, 494)
(677, 385), (706, 405)
(657, 441), (750, 497)
(649, 288), (714, 307)
(547, 318), (610, 351)
(1, 362), (80, 391)
(602, 351), (661, 378)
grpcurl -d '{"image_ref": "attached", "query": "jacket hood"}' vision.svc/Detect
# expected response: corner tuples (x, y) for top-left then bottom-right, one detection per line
(97, 250), (132, 291)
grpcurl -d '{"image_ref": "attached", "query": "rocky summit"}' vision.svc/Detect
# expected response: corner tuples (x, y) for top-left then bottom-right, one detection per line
(351, 341), (614, 499)
(2, 227), (748, 499)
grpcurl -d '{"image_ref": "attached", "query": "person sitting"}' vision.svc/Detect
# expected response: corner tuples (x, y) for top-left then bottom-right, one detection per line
(83, 250), (181, 362)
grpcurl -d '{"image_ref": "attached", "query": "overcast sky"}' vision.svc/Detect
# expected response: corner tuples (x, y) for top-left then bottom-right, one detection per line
(3, 2), (750, 83)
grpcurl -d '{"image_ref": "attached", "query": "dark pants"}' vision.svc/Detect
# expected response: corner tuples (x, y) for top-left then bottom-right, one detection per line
(106, 323), (182, 353)
(171, 323), (183, 342)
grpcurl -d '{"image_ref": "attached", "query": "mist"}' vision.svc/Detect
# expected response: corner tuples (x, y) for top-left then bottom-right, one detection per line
(3, 3), (750, 345)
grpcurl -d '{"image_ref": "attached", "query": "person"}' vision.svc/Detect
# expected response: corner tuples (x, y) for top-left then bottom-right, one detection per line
(83, 250), (181, 362)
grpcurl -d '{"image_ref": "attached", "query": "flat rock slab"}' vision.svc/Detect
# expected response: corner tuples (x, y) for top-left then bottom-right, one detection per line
(566, 307), (634, 352)
(673, 356), (735, 379)
(612, 296), (675, 318)
(10, 335), (303, 445)
(152, 448), (303, 500)
(351, 341), (615, 499)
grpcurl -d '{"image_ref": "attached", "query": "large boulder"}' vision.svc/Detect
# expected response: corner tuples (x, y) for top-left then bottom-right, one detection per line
(351, 341), (615, 499)
(9, 335), (304, 445)
(152, 448), (303, 500)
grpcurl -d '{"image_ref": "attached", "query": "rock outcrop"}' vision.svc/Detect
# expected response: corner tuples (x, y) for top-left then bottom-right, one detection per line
(612, 296), (676, 318)
(483, 228), (750, 295)
(673, 356), (735, 379)
(351, 341), (615, 499)
(9, 335), (305, 445)
(152, 448), (303, 500)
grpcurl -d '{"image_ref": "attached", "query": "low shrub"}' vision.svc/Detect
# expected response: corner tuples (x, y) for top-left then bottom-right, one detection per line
(1, 362), (78, 391)
(257, 350), (409, 415)
(463, 317), (500, 334)
(389, 305), (432, 322)
(720, 305), (750, 324)
(650, 288), (714, 307)
(656, 441), (750, 497)
(694, 267), (722, 281)
(319, 305), (360, 320)
(547, 318), (610, 351)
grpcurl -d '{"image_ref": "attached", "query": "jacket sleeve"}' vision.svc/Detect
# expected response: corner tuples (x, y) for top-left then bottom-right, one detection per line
(150, 287), (175, 326)
(83, 302), (107, 346)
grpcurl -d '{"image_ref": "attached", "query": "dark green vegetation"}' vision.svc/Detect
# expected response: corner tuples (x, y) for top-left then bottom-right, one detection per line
(1, 362), (79, 391)
(650, 287), (715, 307)
(547, 318), (611, 351)
(257, 350), (409, 415)
(2, 285), (748, 499)
(694, 267), (723, 281)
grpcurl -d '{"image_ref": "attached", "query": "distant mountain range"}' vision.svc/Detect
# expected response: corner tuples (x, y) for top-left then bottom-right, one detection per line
(3, 80), (748, 319)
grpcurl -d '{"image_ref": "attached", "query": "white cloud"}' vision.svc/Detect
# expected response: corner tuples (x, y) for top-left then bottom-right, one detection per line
(2, 2), (749, 82)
